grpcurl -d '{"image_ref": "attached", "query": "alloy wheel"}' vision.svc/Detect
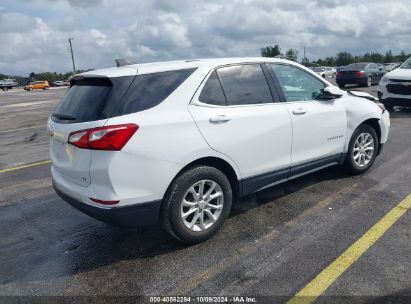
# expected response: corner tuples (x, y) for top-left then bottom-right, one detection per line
(353, 132), (375, 167)
(180, 180), (224, 232)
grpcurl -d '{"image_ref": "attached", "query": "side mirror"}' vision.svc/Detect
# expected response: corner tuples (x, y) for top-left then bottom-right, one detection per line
(320, 86), (344, 100)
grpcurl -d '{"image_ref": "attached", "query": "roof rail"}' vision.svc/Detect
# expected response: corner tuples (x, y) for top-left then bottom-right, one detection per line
(115, 59), (134, 67)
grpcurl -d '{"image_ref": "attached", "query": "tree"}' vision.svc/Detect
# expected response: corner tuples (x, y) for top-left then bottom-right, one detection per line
(385, 50), (393, 63)
(285, 49), (299, 61)
(261, 45), (282, 57)
(301, 56), (310, 66)
(335, 52), (354, 66)
(398, 51), (407, 62)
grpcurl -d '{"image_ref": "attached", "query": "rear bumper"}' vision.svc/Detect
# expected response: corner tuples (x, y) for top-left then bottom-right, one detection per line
(53, 180), (161, 227)
(336, 77), (367, 85)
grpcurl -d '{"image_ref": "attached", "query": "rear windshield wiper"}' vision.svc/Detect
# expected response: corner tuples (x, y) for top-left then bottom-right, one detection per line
(52, 113), (76, 121)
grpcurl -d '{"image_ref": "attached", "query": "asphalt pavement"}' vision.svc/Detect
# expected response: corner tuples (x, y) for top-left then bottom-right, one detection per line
(0, 83), (410, 303)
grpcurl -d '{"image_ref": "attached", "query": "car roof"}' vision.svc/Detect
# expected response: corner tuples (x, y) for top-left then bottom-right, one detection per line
(78, 57), (301, 78)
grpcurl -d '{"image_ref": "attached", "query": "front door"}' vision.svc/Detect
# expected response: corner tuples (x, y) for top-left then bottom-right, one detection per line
(267, 63), (347, 172)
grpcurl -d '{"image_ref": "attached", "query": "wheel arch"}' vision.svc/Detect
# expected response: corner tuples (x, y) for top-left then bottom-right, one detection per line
(345, 118), (382, 156)
(166, 156), (241, 202)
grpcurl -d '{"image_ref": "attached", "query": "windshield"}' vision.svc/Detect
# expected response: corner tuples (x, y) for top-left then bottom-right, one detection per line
(400, 58), (411, 69)
(312, 67), (325, 72)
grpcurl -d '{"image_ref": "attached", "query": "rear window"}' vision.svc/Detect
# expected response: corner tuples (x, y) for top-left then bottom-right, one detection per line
(112, 68), (196, 116)
(344, 63), (368, 70)
(52, 68), (195, 124)
(53, 78), (114, 123)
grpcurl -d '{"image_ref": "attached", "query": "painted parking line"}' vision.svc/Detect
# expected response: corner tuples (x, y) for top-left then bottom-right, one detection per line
(0, 160), (51, 174)
(288, 193), (411, 304)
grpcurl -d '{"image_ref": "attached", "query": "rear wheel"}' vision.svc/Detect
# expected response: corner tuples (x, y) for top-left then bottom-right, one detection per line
(161, 166), (232, 244)
(366, 76), (372, 87)
(344, 124), (378, 175)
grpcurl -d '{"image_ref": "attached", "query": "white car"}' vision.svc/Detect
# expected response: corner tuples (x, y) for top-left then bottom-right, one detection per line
(311, 66), (337, 78)
(379, 57), (411, 110)
(49, 58), (390, 244)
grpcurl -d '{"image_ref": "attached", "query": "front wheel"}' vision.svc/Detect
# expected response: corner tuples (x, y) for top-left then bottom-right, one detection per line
(344, 124), (378, 175)
(161, 166), (232, 244)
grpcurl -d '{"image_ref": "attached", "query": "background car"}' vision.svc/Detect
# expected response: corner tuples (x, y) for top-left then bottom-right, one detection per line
(24, 80), (50, 91)
(0, 79), (17, 91)
(383, 62), (402, 72)
(311, 66), (337, 78)
(378, 57), (411, 110)
(336, 63), (386, 88)
(52, 81), (65, 87)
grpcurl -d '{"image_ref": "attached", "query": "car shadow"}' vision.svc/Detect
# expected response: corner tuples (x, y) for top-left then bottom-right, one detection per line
(1, 164), (358, 286)
(49, 165), (353, 279)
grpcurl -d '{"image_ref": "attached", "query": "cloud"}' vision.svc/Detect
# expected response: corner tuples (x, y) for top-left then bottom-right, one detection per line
(1, 0), (411, 75)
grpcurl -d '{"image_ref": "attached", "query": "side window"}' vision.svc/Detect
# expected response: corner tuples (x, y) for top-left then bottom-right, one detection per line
(269, 64), (326, 102)
(198, 71), (227, 106)
(216, 64), (273, 105)
(112, 68), (195, 116)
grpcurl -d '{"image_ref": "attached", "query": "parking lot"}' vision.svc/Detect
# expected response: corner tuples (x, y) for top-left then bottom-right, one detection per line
(0, 82), (410, 302)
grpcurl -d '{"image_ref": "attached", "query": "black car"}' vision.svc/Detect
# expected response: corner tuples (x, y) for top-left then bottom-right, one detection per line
(336, 63), (386, 88)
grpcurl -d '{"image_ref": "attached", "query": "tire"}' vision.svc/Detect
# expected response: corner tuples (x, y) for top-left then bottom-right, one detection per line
(161, 166), (232, 244)
(29, 87), (33, 91)
(338, 84), (345, 89)
(322, 74), (326, 79)
(365, 76), (372, 87)
(344, 124), (378, 175)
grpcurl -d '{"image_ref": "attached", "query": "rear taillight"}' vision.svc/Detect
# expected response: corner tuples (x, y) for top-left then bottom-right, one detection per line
(68, 123), (138, 151)
(355, 71), (365, 77)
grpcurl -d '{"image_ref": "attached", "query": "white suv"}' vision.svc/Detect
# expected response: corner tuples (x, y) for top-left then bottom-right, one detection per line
(378, 57), (411, 110)
(49, 58), (390, 244)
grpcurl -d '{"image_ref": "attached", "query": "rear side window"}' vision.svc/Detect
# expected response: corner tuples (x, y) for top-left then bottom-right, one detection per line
(198, 71), (227, 106)
(113, 68), (196, 116)
(53, 78), (113, 123)
(216, 64), (273, 105)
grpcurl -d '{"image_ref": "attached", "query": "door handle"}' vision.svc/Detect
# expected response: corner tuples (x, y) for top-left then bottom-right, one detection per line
(209, 115), (231, 123)
(292, 108), (307, 115)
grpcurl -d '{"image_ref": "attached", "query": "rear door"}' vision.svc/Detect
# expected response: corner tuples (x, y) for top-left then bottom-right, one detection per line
(189, 64), (292, 193)
(267, 63), (347, 169)
(48, 75), (136, 186)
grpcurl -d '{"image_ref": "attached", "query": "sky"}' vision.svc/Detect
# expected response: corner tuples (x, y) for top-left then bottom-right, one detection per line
(0, 0), (410, 76)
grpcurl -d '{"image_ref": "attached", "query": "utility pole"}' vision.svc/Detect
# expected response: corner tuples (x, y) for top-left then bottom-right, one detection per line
(68, 38), (76, 74)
